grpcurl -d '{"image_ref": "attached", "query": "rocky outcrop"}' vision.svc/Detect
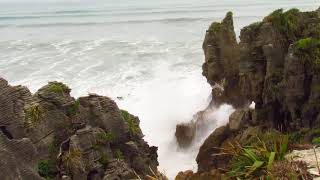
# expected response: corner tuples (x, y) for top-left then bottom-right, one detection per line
(0, 78), (159, 180)
(196, 125), (230, 172)
(0, 133), (42, 180)
(202, 9), (320, 131)
(175, 123), (196, 148)
(175, 111), (205, 148)
(177, 7), (320, 179)
(0, 78), (31, 139)
(202, 12), (247, 108)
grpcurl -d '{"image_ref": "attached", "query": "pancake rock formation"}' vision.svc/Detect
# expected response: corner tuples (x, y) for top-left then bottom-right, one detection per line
(0, 78), (160, 180)
(176, 7), (320, 179)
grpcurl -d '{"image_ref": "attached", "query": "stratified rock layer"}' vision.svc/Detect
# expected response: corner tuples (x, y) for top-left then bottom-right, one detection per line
(0, 78), (159, 180)
(202, 9), (320, 131)
(177, 7), (320, 179)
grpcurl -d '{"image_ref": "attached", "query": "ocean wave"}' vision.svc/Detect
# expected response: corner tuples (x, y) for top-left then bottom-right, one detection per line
(0, 16), (263, 28)
(0, 17), (208, 27)
(0, 7), (239, 21)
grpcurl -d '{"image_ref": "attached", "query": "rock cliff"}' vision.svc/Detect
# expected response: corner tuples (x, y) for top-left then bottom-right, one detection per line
(203, 8), (320, 130)
(176, 7), (320, 179)
(0, 78), (160, 180)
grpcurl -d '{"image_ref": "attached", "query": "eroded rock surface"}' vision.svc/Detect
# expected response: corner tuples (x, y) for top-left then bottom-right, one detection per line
(202, 9), (320, 131)
(0, 78), (159, 180)
(176, 7), (320, 179)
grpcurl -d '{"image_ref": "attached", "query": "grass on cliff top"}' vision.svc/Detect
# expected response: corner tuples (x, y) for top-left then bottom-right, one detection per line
(207, 11), (233, 33)
(48, 82), (70, 95)
(264, 8), (301, 42)
(293, 38), (320, 71)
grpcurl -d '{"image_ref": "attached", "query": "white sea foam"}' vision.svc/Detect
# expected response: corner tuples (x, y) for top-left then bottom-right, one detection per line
(0, 0), (319, 179)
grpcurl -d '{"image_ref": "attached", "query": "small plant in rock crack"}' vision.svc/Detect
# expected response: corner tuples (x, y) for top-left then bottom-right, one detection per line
(25, 102), (45, 127)
(66, 99), (80, 116)
(37, 159), (56, 179)
(96, 131), (113, 144)
(62, 149), (84, 172)
(115, 149), (124, 160)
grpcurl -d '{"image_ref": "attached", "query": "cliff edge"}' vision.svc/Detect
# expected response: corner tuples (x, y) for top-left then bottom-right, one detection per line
(177, 7), (320, 180)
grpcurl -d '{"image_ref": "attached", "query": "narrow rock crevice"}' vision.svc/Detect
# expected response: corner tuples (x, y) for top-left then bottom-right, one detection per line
(0, 126), (13, 139)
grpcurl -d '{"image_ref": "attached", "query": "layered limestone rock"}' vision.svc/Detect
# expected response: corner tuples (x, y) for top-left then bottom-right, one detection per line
(0, 78), (159, 180)
(176, 7), (320, 179)
(202, 9), (320, 131)
(0, 134), (42, 180)
(202, 12), (246, 108)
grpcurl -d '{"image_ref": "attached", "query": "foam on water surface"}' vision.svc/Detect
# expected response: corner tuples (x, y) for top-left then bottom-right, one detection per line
(0, 0), (319, 178)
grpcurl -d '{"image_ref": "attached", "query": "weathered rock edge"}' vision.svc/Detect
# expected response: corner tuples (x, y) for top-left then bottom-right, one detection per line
(176, 7), (320, 179)
(0, 78), (159, 180)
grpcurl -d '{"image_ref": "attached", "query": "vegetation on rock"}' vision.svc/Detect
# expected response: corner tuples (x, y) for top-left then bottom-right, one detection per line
(264, 8), (302, 42)
(66, 99), (80, 116)
(115, 148), (124, 160)
(37, 159), (56, 179)
(293, 38), (320, 70)
(48, 82), (70, 95)
(208, 11), (233, 33)
(98, 152), (109, 168)
(227, 133), (291, 179)
(121, 110), (139, 136)
(0, 78), (160, 179)
(96, 131), (113, 144)
(24, 102), (45, 127)
(313, 137), (320, 144)
(62, 149), (83, 172)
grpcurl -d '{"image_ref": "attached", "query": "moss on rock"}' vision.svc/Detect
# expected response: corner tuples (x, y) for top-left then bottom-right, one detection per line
(48, 82), (70, 95)
(66, 99), (80, 116)
(293, 38), (320, 71)
(264, 8), (302, 42)
(121, 110), (139, 137)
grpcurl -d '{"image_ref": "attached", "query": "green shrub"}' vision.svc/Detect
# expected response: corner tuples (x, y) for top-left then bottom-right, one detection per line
(121, 110), (139, 136)
(312, 137), (320, 144)
(309, 129), (320, 136)
(228, 144), (273, 178)
(208, 22), (223, 33)
(289, 129), (308, 143)
(48, 82), (69, 95)
(293, 38), (320, 71)
(66, 99), (80, 116)
(264, 8), (301, 42)
(96, 131), (113, 144)
(37, 160), (55, 179)
(228, 133), (290, 179)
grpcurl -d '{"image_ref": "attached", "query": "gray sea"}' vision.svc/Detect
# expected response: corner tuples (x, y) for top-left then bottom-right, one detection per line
(0, 0), (319, 178)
